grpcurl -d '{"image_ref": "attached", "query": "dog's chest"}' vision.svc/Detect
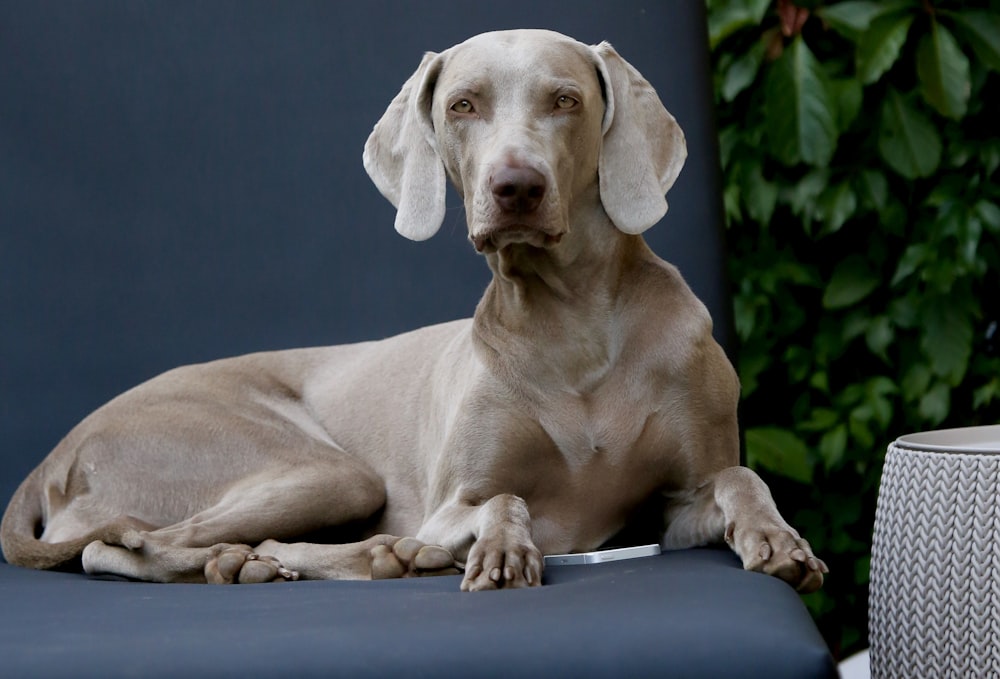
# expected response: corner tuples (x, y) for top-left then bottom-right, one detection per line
(535, 387), (673, 471)
(522, 395), (678, 552)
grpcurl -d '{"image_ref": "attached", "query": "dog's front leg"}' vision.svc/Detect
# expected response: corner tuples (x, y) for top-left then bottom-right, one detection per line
(418, 493), (544, 591)
(663, 466), (827, 593)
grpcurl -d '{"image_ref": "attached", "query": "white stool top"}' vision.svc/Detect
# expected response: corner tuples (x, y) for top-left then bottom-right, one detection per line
(895, 424), (1000, 454)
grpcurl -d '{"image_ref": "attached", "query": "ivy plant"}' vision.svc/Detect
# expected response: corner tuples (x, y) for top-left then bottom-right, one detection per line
(707, 0), (1000, 657)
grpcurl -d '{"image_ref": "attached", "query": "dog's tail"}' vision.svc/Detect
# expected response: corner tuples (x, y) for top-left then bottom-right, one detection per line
(0, 470), (90, 570)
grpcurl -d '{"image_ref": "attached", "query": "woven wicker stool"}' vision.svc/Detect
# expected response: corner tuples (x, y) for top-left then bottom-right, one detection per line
(870, 425), (1000, 678)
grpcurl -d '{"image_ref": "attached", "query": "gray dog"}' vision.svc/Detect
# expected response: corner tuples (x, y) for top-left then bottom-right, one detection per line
(1, 29), (827, 592)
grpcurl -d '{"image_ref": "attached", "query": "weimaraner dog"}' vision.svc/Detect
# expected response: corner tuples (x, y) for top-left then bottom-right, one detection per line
(1, 29), (827, 592)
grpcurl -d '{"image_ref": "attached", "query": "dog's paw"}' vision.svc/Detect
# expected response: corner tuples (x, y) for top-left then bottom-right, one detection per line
(461, 530), (543, 591)
(727, 522), (828, 593)
(369, 536), (461, 579)
(205, 544), (299, 584)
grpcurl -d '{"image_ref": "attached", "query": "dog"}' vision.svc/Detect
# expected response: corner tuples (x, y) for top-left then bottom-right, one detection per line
(1, 29), (826, 592)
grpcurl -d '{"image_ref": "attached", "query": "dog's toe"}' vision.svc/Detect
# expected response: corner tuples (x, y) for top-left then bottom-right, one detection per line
(369, 536), (460, 580)
(238, 554), (298, 583)
(460, 534), (543, 591)
(413, 544), (456, 571)
(205, 545), (298, 584)
(205, 545), (251, 584)
(735, 526), (828, 593)
(371, 544), (407, 579)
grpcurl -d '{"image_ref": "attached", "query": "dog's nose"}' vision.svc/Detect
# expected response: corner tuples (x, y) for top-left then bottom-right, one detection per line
(490, 166), (546, 213)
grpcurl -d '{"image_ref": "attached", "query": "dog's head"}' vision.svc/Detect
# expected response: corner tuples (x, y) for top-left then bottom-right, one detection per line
(363, 29), (686, 252)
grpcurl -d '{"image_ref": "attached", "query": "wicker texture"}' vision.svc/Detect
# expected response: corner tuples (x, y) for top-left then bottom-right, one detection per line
(870, 442), (1000, 678)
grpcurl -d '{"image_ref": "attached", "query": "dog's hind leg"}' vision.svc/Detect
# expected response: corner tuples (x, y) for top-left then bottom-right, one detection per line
(79, 455), (399, 583)
(80, 454), (460, 583)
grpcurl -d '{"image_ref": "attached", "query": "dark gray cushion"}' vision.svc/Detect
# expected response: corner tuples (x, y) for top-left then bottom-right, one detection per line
(1, 549), (834, 678)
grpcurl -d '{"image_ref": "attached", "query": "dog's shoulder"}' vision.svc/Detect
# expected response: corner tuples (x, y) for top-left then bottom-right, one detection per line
(630, 253), (714, 335)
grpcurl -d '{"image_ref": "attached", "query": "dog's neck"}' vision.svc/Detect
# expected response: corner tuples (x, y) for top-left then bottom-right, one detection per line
(481, 227), (633, 311)
(473, 211), (648, 392)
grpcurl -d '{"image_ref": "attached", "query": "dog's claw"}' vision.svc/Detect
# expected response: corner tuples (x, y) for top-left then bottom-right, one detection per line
(277, 566), (299, 580)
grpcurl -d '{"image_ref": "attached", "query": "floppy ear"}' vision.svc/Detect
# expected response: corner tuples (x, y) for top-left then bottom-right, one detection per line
(591, 42), (687, 235)
(363, 52), (446, 241)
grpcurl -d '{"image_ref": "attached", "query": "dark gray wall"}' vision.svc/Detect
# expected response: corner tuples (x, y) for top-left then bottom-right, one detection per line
(0, 1), (728, 511)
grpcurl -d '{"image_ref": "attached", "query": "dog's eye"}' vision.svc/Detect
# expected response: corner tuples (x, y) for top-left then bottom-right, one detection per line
(451, 99), (475, 114)
(555, 95), (578, 110)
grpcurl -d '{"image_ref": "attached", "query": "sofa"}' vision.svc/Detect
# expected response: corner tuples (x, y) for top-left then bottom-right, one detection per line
(0, 2), (836, 676)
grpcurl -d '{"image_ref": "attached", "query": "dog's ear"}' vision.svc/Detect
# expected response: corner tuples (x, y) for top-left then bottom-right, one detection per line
(591, 42), (687, 235)
(363, 52), (446, 241)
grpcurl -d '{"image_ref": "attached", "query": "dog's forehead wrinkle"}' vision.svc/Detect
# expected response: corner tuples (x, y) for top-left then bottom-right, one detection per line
(443, 35), (597, 100)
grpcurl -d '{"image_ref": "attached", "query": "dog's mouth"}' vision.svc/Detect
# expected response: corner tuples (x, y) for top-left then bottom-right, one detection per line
(471, 224), (564, 253)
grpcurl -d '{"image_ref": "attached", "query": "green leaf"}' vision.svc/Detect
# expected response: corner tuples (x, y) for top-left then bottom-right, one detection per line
(740, 163), (778, 225)
(823, 255), (881, 309)
(891, 243), (930, 286)
(857, 170), (888, 213)
(878, 88), (942, 179)
(830, 78), (863, 133)
(889, 291), (920, 329)
(902, 363), (933, 403)
(816, 181), (858, 235)
(856, 12), (914, 84)
(975, 200), (1000, 233)
(765, 36), (838, 167)
(718, 125), (742, 169)
(953, 207), (983, 268)
(974, 378), (1000, 410)
(784, 345), (813, 383)
(707, 0), (772, 49)
(981, 140), (1000, 176)
(733, 291), (759, 342)
(926, 178), (963, 209)
(855, 554), (872, 584)
(865, 315), (894, 359)
(848, 409), (875, 448)
(810, 371), (830, 394)
(800, 407), (841, 432)
(722, 40), (766, 102)
(946, 10), (1000, 72)
(723, 183), (742, 225)
(842, 310), (871, 344)
(921, 295), (973, 385)
(880, 199), (908, 236)
(918, 381), (951, 425)
(865, 376), (898, 429)
(745, 427), (814, 484)
(783, 169), (829, 220)
(917, 20), (971, 120)
(817, 1), (915, 40)
(738, 350), (769, 398)
(820, 425), (849, 471)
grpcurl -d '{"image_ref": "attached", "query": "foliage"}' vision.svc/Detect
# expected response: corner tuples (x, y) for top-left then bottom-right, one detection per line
(707, 0), (1000, 658)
